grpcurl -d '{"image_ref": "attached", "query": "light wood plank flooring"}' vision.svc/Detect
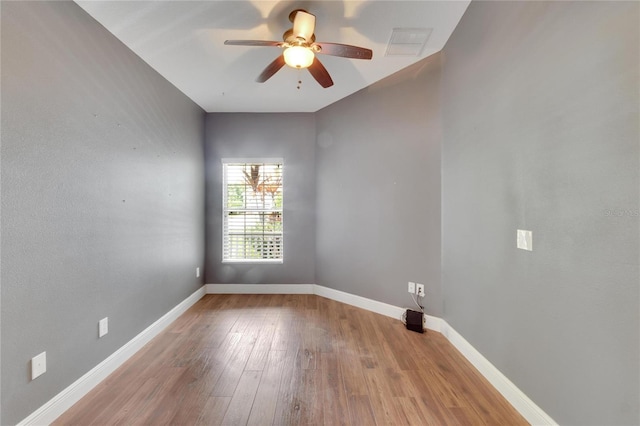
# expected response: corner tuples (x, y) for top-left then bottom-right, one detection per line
(54, 294), (528, 425)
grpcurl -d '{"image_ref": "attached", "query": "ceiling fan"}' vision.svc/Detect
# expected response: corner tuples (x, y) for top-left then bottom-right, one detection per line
(224, 9), (373, 88)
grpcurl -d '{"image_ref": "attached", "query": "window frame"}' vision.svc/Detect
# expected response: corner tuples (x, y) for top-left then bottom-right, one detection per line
(221, 158), (284, 264)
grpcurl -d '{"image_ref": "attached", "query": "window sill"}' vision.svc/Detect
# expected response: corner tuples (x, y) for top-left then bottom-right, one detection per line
(222, 259), (283, 264)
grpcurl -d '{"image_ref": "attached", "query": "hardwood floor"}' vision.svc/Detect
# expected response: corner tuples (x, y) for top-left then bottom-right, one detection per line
(54, 294), (528, 425)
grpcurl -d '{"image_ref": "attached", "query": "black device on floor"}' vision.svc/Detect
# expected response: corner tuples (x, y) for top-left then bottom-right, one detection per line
(406, 309), (424, 333)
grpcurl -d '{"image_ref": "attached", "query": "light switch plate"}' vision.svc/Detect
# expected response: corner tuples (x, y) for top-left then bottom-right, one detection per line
(517, 229), (533, 251)
(32, 351), (46, 380)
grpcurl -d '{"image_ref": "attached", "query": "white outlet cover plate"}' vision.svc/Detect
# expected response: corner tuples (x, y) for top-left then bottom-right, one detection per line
(32, 351), (46, 380)
(408, 281), (416, 293)
(416, 283), (425, 296)
(196, 267), (200, 278)
(517, 229), (533, 251)
(99, 317), (109, 338)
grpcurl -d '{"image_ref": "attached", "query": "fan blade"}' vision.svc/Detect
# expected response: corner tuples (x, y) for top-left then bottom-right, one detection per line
(314, 42), (373, 60)
(225, 40), (282, 47)
(257, 55), (286, 83)
(292, 10), (316, 42)
(308, 57), (334, 88)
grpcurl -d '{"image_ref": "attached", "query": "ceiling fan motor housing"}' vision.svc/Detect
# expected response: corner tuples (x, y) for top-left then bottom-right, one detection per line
(283, 29), (315, 46)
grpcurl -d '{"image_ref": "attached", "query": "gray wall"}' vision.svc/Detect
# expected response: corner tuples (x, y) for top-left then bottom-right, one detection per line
(440, 2), (639, 425)
(2, 1), (637, 425)
(204, 113), (316, 284)
(1, 2), (205, 424)
(315, 56), (443, 315)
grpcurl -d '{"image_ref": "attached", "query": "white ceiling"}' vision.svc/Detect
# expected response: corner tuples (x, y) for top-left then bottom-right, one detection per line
(76, 1), (470, 113)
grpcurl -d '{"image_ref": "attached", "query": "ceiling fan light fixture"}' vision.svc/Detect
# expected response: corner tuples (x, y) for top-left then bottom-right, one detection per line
(225, 8), (371, 88)
(283, 46), (314, 69)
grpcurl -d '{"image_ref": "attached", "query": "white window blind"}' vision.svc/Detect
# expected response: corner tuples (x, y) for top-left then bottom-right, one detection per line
(222, 159), (283, 263)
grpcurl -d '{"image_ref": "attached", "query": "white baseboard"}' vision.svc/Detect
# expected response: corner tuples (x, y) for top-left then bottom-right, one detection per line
(441, 322), (557, 426)
(313, 284), (405, 319)
(312, 284), (443, 332)
(205, 283), (443, 332)
(206, 283), (313, 294)
(18, 286), (206, 426)
(205, 283), (554, 425)
(22, 283), (554, 426)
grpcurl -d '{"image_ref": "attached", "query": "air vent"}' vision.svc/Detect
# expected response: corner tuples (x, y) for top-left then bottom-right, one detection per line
(385, 28), (432, 57)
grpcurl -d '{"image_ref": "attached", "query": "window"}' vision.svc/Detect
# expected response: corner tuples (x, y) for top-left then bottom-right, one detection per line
(222, 159), (283, 263)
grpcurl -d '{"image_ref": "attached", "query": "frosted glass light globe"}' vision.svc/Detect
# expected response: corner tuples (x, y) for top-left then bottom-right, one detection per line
(283, 46), (314, 69)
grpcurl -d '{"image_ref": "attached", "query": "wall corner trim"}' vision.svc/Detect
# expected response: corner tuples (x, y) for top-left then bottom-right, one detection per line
(17, 286), (206, 426)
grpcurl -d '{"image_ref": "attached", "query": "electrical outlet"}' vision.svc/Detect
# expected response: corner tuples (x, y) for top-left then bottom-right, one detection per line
(99, 317), (109, 338)
(31, 351), (46, 380)
(416, 283), (425, 297)
(408, 281), (415, 294)
(196, 267), (200, 278)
